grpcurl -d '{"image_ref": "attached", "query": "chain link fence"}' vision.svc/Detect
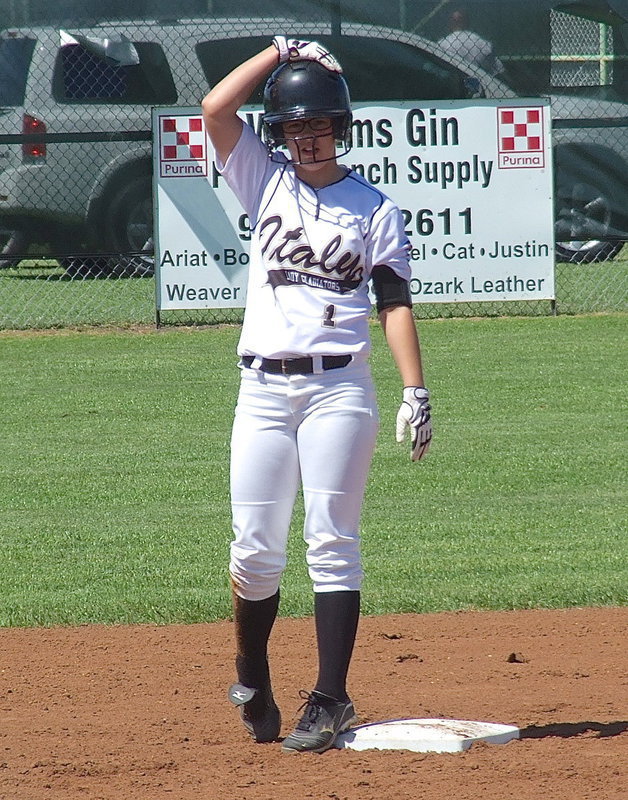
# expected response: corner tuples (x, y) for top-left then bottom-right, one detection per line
(0, 1), (626, 330)
(1, 247), (625, 330)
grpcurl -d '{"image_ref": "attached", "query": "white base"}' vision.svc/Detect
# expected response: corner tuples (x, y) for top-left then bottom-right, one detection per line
(334, 718), (520, 753)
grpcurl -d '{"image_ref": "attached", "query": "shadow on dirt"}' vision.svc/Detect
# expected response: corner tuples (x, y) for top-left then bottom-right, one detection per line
(520, 720), (628, 739)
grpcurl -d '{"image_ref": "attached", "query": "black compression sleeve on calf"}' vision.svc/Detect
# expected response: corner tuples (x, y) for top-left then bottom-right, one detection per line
(371, 265), (412, 312)
(313, 590), (360, 702)
(233, 590), (280, 689)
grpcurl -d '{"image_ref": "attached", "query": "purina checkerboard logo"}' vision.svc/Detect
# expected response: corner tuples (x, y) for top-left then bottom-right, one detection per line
(497, 107), (545, 169)
(159, 114), (208, 177)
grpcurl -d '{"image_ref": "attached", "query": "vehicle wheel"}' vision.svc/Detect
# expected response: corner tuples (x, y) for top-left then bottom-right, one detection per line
(104, 174), (153, 253)
(0, 227), (30, 267)
(100, 174), (154, 276)
(554, 181), (624, 264)
(555, 239), (623, 264)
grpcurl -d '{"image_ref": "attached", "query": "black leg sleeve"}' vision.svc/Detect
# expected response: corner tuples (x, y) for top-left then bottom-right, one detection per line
(232, 589), (280, 689)
(313, 590), (360, 702)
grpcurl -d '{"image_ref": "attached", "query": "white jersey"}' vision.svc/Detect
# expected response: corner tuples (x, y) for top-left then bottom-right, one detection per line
(219, 122), (411, 359)
(438, 31), (504, 76)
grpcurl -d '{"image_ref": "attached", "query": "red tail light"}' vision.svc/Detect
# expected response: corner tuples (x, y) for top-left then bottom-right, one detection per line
(22, 114), (46, 160)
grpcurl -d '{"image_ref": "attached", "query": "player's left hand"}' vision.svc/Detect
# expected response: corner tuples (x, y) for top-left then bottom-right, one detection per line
(396, 386), (432, 461)
(272, 36), (343, 72)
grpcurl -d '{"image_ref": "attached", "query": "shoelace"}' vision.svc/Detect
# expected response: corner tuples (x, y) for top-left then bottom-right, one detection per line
(294, 690), (323, 731)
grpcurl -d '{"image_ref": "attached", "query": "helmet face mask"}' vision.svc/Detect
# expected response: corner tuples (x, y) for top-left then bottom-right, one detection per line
(263, 61), (352, 164)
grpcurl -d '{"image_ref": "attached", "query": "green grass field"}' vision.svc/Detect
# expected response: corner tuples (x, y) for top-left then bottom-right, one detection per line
(1, 314), (626, 627)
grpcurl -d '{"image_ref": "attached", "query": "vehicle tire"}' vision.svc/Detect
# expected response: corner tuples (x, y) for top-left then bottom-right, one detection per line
(0, 227), (30, 267)
(104, 174), (153, 254)
(98, 173), (154, 276)
(555, 238), (624, 264)
(554, 153), (625, 264)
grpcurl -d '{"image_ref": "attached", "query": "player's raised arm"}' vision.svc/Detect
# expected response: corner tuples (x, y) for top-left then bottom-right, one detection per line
(201, 45), (279, 164)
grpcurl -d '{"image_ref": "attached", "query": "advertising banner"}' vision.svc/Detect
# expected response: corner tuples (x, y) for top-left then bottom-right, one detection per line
(152, 99), (554, 310)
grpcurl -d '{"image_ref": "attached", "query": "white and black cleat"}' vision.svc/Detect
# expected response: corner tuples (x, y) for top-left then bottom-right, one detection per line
(228, 682), (281, 743)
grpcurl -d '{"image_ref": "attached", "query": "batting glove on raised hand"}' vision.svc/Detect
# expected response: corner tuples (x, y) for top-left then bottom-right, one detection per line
(396, 387), (432, 461)
(272, 36), (342, 72)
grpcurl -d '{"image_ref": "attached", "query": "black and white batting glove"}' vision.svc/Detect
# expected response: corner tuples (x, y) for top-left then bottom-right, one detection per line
(396, 387), (432, 461)
(272, 36), (343, 72)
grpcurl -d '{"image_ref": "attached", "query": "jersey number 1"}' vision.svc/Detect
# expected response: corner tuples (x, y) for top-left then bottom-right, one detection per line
(322, 304), (336, 328)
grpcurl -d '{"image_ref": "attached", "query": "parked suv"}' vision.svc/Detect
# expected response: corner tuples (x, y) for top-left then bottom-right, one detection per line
(0, 17), (626, 270)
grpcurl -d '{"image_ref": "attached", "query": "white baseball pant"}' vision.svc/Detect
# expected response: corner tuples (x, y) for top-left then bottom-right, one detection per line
(229, 360), (379, 601)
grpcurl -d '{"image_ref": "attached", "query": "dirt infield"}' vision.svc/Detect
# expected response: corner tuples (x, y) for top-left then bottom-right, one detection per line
(1, 606), (625, 800)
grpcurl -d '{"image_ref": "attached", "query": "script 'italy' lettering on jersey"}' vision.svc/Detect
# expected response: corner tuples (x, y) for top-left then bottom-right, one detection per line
(260, 214), (363, 292)
(217, 123), (411, 360)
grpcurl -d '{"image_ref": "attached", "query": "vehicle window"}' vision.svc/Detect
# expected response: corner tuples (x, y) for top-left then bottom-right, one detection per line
(0, 37), (36, 106)
(326, 36), (471, 101)
(52, 41), (177, 104)
(196, 35), (470, 102)
(196, 35), (277, 102)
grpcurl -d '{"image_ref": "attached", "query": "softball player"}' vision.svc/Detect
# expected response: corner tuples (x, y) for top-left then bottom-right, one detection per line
(201, 37), (432, 754)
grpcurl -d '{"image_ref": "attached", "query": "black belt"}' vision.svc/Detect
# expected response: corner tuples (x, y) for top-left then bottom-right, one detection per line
(242, 354), (352, 375)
